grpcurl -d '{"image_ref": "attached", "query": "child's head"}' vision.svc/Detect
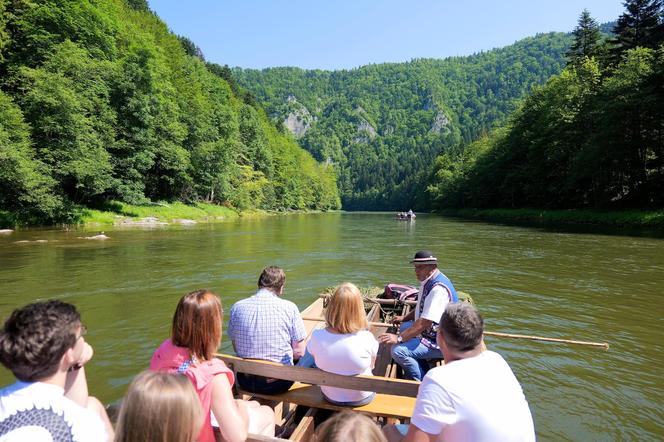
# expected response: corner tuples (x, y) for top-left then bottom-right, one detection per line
(315, 411), (387, 442)
(114, 371), (203, 442)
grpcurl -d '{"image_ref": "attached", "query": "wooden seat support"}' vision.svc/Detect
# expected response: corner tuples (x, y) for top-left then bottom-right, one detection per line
(216, 353), (420, 420)
(249, 382), (416, 420)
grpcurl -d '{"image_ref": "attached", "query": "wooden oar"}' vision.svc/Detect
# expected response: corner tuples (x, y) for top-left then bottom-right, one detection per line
(301, 316), (610, 350)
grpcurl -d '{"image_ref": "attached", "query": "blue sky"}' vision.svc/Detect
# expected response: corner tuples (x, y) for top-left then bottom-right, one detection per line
(148, 1), (626, 70)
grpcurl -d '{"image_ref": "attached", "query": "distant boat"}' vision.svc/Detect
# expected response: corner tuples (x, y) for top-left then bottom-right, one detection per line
(394, 212), (416, 220)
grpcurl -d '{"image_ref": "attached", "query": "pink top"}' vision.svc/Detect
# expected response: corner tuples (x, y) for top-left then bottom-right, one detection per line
(150, 339), (234, 442)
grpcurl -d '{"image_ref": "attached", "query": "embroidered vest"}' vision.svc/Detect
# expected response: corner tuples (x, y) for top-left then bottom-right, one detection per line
(418, 271), (458, 345)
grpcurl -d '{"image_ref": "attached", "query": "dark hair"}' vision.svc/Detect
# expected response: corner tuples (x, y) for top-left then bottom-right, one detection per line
(172, 290), (222, 361)
(0, 300), (81, 381)
(439, 303), (484, 352)
(257, 266), (285, 292)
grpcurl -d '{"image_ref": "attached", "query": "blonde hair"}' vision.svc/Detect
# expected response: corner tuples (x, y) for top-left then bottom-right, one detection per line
(315, 411), (386, 442)
(114, 371), (203, 442)
(325, 283), (368, 334)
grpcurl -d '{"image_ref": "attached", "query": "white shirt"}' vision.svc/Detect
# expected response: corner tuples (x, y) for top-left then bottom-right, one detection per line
(307, 329), (378, 403)
(0, 381), (107, 442)
(412, 351), (535, 442)
(415, 270), (450, 323)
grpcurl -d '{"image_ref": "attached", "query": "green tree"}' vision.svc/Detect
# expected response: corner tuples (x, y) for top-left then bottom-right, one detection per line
(567, 9), (602, 65)
(16, 42), (115, 203)
(611, 0), (663, 60)
(0, 91), (62, 220)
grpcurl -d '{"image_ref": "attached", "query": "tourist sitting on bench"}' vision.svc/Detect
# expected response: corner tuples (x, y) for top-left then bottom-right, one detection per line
(379, 250), (458, 381)
(383, 303), (535, 442)
(0, 300), (114, 441)
(307, 282), (379, 407)
(228, 266), (309, 394)
(150, 289), (275, 442)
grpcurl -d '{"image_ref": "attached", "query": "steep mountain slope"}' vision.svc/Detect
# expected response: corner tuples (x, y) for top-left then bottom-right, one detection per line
(235, 33), (571, 209)
(0, 0), (339, 223)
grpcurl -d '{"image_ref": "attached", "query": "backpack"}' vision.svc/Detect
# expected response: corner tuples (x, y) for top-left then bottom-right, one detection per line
(383, 283), (419, 302)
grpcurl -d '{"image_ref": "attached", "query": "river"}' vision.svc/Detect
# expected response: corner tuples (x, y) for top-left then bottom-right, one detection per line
(0, 213), (662, 441)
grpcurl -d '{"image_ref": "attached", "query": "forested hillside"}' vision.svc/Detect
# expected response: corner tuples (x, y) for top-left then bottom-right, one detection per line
(234, 33), (571, 209)
(0, 0), (340, 224)
(428, 4), (664, 210)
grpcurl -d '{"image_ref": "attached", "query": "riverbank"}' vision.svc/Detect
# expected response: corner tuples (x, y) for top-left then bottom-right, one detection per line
(0, 201), (251, 228)
(437, 208), (664, 231)
(79, 201), (243, 226)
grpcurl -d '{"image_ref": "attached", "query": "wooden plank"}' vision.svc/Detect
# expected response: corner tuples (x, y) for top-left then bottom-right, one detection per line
(300, 299), (326, 342)
(289, 407), (317, 441)
(302, 315), (392, 328)
(250, 383), (416, 420)
(366, 304), (380, 323)
(217, 354), (420, 397)
(372, 341), (395, 377)
(318, 294), (418, 306)
(247, 434), (289, 442)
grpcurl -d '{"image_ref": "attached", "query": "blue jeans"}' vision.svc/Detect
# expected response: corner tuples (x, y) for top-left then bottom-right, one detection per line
(237, 373), (293, 395)
(238, 351), (316, 394)
(295, 349), (316, 368)
(390, 321), (443, 381)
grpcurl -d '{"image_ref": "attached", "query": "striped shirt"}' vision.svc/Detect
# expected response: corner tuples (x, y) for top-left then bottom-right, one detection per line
(228, 288), (306, 364)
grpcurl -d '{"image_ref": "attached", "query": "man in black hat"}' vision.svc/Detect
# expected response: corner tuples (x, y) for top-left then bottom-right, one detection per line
(378, 250), (459, 380)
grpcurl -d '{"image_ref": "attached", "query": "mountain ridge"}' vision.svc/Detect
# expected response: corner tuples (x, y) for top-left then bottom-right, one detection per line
(234, 31), (572, 209)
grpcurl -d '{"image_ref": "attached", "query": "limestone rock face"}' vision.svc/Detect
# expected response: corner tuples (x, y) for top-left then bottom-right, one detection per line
(282, 95), (313, 138)
(430, 111), (450, 134)
(353, 119), (377, 143)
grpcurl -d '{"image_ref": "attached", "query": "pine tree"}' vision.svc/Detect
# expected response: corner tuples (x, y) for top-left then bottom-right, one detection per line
(567, 9), (602, 65)
(612, 0), (663, 60)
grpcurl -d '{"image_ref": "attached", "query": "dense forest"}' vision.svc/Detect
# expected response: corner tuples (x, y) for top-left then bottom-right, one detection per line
(0, 0), (340, 224)
(234, 33), (572, 209)
(2, 1), (661, 222)
(428, 2), (664, 210)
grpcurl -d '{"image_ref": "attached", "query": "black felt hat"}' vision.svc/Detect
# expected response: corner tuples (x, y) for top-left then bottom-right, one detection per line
(411, 250), (438, 265)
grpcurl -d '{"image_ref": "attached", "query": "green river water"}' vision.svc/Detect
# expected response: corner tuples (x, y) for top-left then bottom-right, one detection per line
(0, 213), (662, 441)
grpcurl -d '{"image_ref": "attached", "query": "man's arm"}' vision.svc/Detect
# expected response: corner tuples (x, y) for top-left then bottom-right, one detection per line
(291, 339), (306, 360)
(392, 309), (416, 324)
(64, 342), (93, 406)
(400, 318), (433, 341)
(379, 318), (432, 345)
(383, 424), (437, 442)
(290, 304), (307, 360)
(404, 425), (438, 442)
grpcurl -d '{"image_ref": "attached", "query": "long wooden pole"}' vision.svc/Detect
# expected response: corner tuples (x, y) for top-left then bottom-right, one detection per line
(483, 331), (609, 349)
(301, 316), (610, 350)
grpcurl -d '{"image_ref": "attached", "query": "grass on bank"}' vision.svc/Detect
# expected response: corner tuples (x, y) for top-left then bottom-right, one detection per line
(437, 208), (664, 228)
(77, 201), (240, 225)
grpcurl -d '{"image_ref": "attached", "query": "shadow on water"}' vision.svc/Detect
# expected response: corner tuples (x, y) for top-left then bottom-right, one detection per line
(441, 215), (664, 239)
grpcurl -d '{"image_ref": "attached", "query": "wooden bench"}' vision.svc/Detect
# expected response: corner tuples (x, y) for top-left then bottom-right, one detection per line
(217, 354), (420, 421)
